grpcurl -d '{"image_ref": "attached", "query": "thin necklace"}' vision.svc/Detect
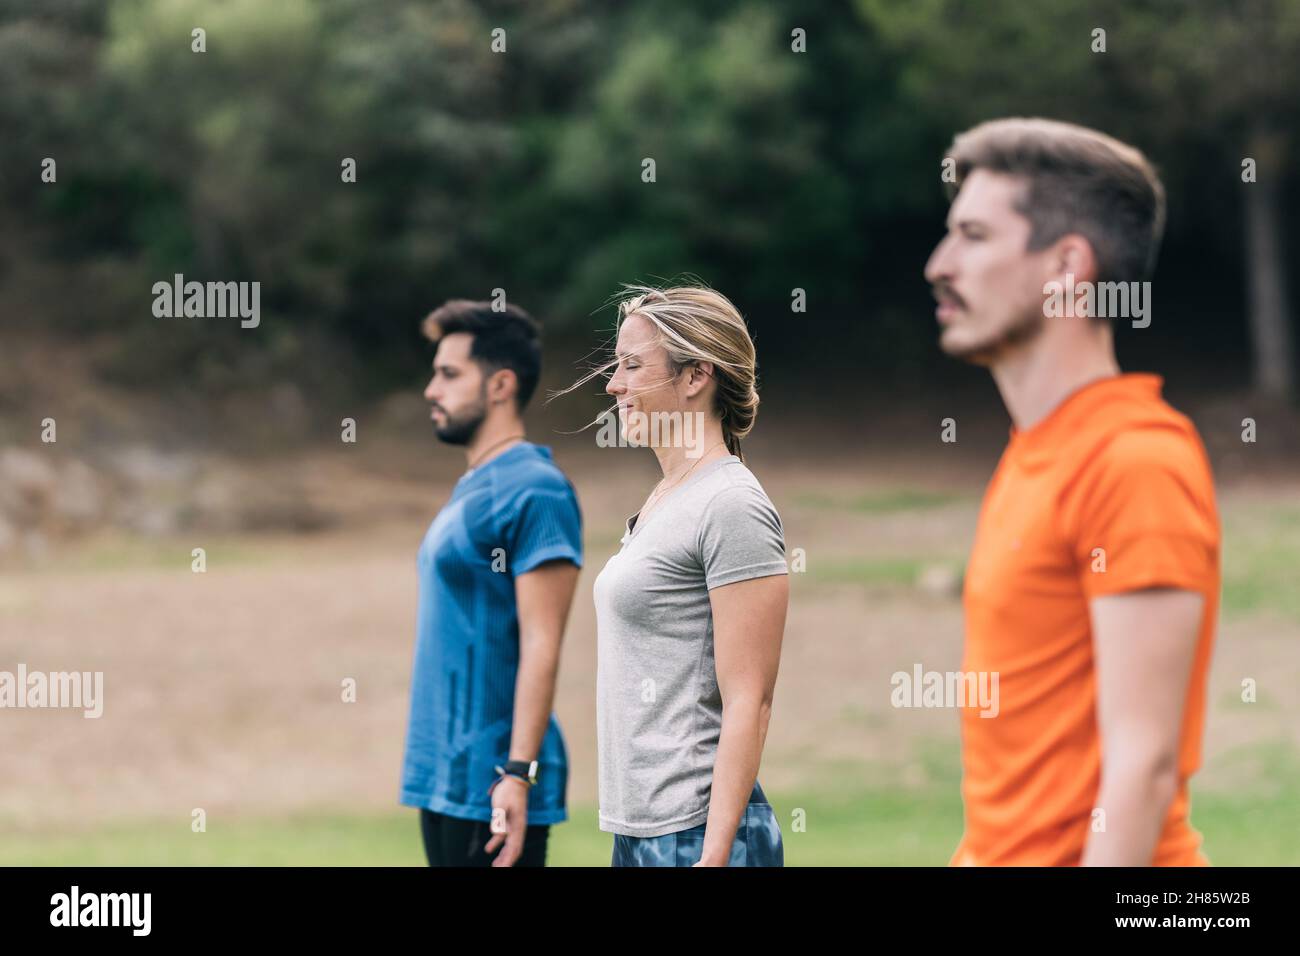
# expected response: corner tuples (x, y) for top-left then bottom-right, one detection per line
(640, 441), (727, 517)
(467, 433), (525, 472)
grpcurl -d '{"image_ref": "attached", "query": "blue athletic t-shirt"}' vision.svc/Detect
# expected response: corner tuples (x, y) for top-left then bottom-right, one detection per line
(400, 441), (583, 824)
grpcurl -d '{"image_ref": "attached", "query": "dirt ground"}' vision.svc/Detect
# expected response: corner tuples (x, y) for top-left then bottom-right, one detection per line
(2, 382), (1298, 833)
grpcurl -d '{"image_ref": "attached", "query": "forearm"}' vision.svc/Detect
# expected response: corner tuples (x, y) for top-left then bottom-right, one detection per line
(700, 694), (772, 864)
(1081, 756), (1179, 866)
(507, 632), (561, 762)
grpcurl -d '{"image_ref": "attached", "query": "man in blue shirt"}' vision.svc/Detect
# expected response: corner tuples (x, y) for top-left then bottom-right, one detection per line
(401, 299), (583, 867)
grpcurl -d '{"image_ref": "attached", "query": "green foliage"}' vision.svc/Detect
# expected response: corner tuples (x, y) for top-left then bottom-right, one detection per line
(1, 0), (1296, 392)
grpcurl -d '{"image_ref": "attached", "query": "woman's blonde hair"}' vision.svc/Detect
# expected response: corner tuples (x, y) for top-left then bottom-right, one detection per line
(552, 282), (761, 461)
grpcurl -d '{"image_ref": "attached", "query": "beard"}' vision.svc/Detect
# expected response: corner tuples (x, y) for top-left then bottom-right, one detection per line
(431, 390), (487, 446)
(942, 305), (1045, 366)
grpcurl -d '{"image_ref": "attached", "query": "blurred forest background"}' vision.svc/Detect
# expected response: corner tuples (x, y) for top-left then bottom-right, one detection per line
(2, 0), (1298, 409)
(2, 0), (1299, 865)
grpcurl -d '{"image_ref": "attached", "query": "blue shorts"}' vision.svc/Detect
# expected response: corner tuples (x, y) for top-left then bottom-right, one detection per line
(611, 782), (784, 867)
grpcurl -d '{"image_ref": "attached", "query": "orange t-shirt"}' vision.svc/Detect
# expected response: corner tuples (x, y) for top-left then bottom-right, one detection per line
(951, 373), (1220, 867)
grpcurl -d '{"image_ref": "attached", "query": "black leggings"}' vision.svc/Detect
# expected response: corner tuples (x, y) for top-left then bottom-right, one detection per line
(419, 809), (551, 867)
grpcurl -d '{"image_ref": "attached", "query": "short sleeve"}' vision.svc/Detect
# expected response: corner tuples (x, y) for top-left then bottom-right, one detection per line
(697, 483), (789, 590)
(506, 484), (584, 576)
(1072, 429), (1218, 598)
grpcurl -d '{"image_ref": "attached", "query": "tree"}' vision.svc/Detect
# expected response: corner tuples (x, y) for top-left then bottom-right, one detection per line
(858, 0), (1300, 399)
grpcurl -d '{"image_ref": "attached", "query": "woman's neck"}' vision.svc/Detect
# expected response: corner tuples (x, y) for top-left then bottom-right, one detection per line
(650, 419), (728, 480)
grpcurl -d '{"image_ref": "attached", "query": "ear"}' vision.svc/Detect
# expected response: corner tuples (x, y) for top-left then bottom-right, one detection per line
(685, 361), (715, 399)
(487, 367), (519, 406)
(1051, 233), (1099, 286)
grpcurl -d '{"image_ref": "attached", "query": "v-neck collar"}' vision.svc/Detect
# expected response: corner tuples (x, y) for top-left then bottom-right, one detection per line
(621, 454), (740, 544)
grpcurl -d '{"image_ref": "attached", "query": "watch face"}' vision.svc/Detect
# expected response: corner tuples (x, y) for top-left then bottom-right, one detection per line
(505, 760), (537, 780)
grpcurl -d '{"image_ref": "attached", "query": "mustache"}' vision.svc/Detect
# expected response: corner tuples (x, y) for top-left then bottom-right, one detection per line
(931, 280), (966, 309)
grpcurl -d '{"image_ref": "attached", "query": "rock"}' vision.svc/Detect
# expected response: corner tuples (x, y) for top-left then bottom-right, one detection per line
(192, 472), (240, 525)
(916, 562), (962, 598)
(0, 448), (58, 523)
(107, 446), (199, 487)
(49, 459), (104, 530)
(0, 513), (16, 557)
(21, 529), (49, 561)
(233, 481), (334, 533)
(118, 499), (184, 537)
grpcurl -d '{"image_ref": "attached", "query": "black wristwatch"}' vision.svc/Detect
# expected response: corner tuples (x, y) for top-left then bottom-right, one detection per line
(496, 759), (539, 786)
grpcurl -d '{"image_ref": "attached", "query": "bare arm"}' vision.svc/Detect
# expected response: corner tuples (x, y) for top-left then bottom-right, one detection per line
(697, 572), (788, 866)
(510, 559), (579, 762)
(484, 558), (579, 866)
(1081, 588), (1203, 866)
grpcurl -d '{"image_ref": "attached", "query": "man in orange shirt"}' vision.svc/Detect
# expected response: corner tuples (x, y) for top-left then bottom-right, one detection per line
(924, 118), (1220, 866)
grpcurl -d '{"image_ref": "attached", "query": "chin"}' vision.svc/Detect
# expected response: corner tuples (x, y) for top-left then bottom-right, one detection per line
(941, 314), (1040, 366)
(941, 340), (997, 367)
(433, 428), (467, 446)
(941, 328), (989, 363)
(619, 410), (650, 447)
(433, 420), (477, 446)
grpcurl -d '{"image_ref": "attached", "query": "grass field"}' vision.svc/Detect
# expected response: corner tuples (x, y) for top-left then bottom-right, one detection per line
(3, 410), (1298, 866)
(6, 739), (1298, 866)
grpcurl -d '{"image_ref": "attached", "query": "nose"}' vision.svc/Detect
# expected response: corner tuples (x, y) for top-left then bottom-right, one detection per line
(924, 233), (955, 287)
(606, 365), (624, 398)
(424, 376), (438, 403)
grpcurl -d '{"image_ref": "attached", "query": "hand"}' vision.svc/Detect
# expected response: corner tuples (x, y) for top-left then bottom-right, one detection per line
(484, 775), (530, 867)
(692, 848), (731, 867)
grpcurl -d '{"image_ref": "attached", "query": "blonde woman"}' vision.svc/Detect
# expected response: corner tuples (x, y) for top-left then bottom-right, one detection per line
(565, 284), (789, 866)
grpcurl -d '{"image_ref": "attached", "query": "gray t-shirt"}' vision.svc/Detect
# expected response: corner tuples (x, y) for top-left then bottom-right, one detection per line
(593, 455), (789, 837)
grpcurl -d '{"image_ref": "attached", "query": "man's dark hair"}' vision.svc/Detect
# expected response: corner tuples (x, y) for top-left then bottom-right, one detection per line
(945, 117), (1166, 284)
(421, 300), (543, 410)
